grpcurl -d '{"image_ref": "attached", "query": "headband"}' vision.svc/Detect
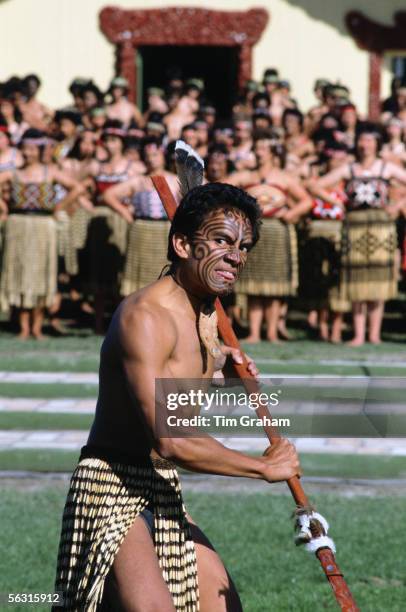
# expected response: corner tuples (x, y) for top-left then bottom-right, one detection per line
(22, 137), (49, 146)
(103, 127), (127, 138)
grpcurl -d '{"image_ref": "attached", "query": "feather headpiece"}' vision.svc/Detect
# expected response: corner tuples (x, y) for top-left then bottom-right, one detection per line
(174, 140), (204, 198)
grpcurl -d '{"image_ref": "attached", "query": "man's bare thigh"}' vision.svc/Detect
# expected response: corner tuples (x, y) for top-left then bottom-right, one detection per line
(186, 513), (243, 612)
(102, 514), (175, 612)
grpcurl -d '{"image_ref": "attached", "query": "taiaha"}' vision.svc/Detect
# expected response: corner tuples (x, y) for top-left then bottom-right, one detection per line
(151, 142), (359, 612)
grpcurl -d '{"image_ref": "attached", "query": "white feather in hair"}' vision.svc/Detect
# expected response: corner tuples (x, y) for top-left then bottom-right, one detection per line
(175, 140), (204, 197)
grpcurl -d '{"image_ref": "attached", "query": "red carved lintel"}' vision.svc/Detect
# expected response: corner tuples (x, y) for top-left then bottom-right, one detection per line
(99, 6), (269, 103)
(368, 52), (382, 121)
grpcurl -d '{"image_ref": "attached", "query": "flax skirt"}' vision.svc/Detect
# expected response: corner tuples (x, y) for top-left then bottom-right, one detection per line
(236, 217), (298, 297)
(299, 219), (350, 312)
(0, 214), (57, 311)
(53, 455), (199, 611)
(86, 206), (129, 294)
(340, 208), (397, 302)
(121, 219), (170, 296)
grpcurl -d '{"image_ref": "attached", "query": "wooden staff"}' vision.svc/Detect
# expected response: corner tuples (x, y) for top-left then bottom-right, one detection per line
(152, 175), (359, 611)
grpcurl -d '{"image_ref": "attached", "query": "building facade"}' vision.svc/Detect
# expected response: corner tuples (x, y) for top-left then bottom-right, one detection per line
(1, 0), (406, 115)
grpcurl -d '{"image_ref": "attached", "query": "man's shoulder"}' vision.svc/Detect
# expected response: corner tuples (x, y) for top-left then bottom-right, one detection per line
(117, 283), (177, 341)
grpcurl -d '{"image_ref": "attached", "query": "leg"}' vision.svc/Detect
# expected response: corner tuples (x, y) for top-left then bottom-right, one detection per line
(186, 513), (242, 612)
(330, 312), (343, 344)
(245, 296), (263, 343)
(347, 301), (366, 346)
(367, 300), (384, 344)
(277, 300), (291, 340)
(318, 308), (329, 341)
(307, 309), (318, 329)
(32, 307), (45, 340)
(17, 308), (30, 340)
(94, 291), (105, 335)
(265, 298), (281, 343)
(105, 514), (176, 612)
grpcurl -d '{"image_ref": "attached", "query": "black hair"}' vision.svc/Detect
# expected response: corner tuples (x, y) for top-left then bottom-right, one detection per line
(167, 183), (261, 263)
(55, 109), (82, 126)
(206, 144), (235, 174)
(140, 136), (164, 162)
(20, 128), (47, 159)
(181, 123), (197, 132)
(282, 108), (304, 129)
(67, 129), (95, 160)
(101, 119), (125, 140)
(24, 74), (41, 87)
(355, 122), (383, 153)
(252, 92), (271, 108)
(319, 113), (344, 131)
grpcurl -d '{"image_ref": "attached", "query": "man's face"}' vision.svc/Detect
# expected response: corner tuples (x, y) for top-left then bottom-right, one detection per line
(188, 207), (253, 296)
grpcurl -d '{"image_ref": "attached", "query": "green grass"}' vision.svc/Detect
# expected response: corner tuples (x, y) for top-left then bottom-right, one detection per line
(0, 334), (406, 374)
(0, 382), (96, 398)
(0, 450), (405, 479)
(0, 412), (93, 430)
(0, 486), (404, 611)
(0, 450), (80, 472)
(242, 339), (406, 363)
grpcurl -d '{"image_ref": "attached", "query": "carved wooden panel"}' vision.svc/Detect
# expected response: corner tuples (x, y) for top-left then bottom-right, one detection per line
(99, 6), (269, 102)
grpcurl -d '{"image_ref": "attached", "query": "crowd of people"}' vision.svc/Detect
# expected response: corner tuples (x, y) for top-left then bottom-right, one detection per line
(0, 68), (406, 344)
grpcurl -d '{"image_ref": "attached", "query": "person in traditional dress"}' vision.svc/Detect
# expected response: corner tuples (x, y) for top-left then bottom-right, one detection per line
(103, 138), (179, 296)
(52, 182), (300, 611)
(58, 130), (97, 306)
(229, 118), (256, 171)
(312, 126), (406, 345)
(228, 136), (312, 342)
(0, 97), (29, 145)
(106, 76), (144, 129)
(17, 74), (53, 131)
(303, 141), (351, 342)
(0, 129), (82, 338)
(83, 121), (140, 332)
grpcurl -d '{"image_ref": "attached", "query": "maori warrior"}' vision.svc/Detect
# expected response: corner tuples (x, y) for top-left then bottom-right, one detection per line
(52, 139), (357, 610)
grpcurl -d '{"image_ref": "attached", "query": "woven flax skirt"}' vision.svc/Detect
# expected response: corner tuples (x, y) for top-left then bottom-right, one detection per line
(0, 214), (57, 310)
(299, 219), (350, 312)
(121, 219), (170, 296)
(236, 217), (298, 297)
(53, 454), (199, 611)
(340, 209), (397, 302)
(86, 206), (129, 294)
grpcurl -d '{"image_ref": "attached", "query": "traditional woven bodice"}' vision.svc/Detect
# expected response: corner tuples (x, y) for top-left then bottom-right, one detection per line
(345, 162), (389, 211)
(10, 166), (56, 213)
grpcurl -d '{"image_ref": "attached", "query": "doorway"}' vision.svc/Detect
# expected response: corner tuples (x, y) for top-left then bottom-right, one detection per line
(138, 45), (239, 119)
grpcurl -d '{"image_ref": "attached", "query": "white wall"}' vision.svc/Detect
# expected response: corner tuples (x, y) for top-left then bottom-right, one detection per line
(0, 0), (405, 113)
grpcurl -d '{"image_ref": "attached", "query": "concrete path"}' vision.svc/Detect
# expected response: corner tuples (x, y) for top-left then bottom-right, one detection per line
(0, 429), (405, 455)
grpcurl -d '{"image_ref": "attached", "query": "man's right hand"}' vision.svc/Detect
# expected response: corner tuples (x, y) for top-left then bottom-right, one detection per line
(261, 438), (302, 483)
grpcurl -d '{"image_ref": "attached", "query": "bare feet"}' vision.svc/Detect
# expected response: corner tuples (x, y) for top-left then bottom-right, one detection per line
(266, 336), (282, 344)
(369, 338), (382, 345)
(346, 338), (364, 347)
(244, 335), (261, 344)
(330, 335), (342, 344)
(17, 331), (30, 341)
(319, 323), (329, 342)
(277, 322), (291, 341)
(32, 331), (45, 341)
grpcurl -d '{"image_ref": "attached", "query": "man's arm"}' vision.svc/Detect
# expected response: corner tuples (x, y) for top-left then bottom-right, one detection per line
(118, 303), (301, 483)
